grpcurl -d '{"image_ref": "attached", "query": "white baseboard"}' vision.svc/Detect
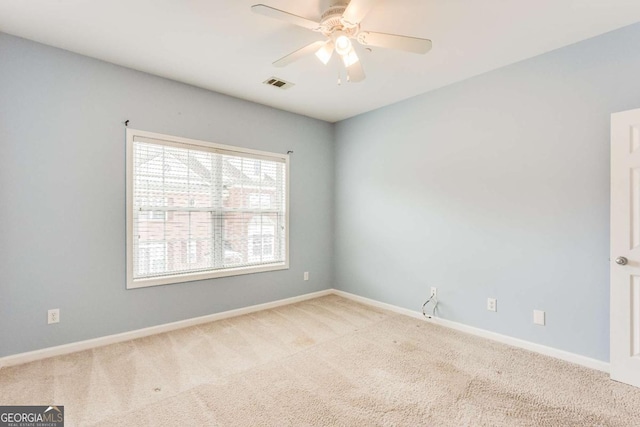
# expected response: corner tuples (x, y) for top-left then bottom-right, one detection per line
(0, 288), (610, 374)
(332, 290), (610, 373)
(332, 290), (425, 320)
(0, 289), (333, 369)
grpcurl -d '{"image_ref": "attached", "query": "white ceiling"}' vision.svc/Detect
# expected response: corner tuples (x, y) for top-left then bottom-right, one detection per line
(1, 0), (639, 122)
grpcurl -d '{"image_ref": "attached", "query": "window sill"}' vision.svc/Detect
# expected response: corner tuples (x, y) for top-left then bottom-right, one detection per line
(127, 262), (289, 289)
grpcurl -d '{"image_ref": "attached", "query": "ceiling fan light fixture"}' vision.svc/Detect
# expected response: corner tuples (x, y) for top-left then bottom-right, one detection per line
(335, 35), (352, 56)
(341, 47), (359, 68)
(315, 41), (335, 65)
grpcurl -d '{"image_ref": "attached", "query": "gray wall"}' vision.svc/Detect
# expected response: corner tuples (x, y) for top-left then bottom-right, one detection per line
(0, 33), (334, 357)
(334, 23), (640, 362)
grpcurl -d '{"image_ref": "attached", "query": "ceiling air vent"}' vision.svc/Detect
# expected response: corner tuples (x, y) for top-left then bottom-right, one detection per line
(263, 77), (295, 90)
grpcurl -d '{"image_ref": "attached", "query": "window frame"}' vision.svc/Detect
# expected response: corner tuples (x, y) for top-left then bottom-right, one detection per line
(126, 128), (290, 289)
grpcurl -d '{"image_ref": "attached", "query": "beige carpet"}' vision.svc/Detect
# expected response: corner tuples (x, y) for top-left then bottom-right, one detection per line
(1, 295), (640, 426)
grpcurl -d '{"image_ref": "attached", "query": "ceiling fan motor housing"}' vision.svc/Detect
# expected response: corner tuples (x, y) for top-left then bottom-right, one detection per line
(320, 5), (359, 36)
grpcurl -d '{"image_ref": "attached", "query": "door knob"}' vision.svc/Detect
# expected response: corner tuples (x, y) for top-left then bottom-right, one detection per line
(616, 256), (628, 265)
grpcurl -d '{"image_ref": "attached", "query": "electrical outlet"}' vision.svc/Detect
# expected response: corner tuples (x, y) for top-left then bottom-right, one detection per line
(430, 287), (437, 298)
(304, 272), (309, 281)
(533, 310), (545, 326)
(487, 298), (497, 312)
(48, 309), (60, 324)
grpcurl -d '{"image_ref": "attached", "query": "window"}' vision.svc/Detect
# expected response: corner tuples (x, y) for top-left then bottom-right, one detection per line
(126, 129), (289, 289)
(248, 216), (276, 262)
(248, 193), (271, 209)
(137, 242), (166, 276)
(140, 197), (167, 221)
(188, 240), (198, 264)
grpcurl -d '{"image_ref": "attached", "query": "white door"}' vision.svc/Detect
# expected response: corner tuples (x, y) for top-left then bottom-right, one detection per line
(611, 108), (640, 387)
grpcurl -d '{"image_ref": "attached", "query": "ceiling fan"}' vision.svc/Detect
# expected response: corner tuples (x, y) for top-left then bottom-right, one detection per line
(251, 0), (432, 83)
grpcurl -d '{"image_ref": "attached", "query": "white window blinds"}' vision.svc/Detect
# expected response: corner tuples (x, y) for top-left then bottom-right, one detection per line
(126, 130), (288, 289)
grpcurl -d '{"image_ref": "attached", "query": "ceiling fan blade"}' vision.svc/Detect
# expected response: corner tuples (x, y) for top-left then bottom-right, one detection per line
(347, 59), (366, 83)
(357, 31), (432, 54)
(251, 4), (321, 31)
(341, 0), (381, 26)
(273, 41), (326, 67)
(340, 45), (360, 68)
(342, 0), (380, 26)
